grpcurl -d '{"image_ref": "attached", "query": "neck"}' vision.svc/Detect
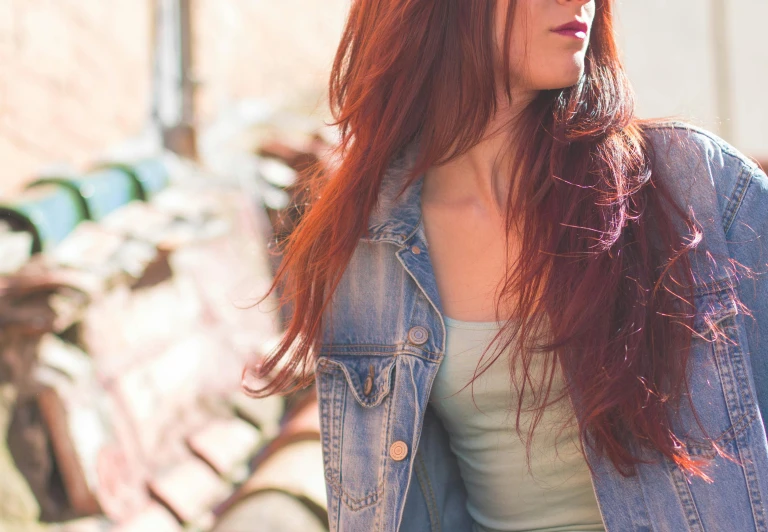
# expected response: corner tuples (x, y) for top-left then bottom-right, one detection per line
(422, 88), (537, 219)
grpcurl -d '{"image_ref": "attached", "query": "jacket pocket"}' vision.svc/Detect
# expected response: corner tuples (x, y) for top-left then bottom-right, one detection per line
(315, 349), (397, 511)
(678, 280), (757, 457)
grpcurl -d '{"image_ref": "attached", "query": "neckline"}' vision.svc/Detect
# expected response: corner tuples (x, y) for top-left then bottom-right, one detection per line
(443, 314), (505, 331)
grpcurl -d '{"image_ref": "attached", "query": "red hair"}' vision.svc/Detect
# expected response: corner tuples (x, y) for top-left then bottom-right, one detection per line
(245, 0), (715, 479)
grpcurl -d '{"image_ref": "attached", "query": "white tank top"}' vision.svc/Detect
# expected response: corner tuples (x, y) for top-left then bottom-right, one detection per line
(429, 315), (605, 532)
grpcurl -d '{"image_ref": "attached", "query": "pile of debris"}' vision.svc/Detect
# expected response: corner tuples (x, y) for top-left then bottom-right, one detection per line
(0, 131), (331, 531)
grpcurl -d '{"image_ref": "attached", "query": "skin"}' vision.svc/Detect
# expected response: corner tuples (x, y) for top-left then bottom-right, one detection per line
(421, 0), (596, 322)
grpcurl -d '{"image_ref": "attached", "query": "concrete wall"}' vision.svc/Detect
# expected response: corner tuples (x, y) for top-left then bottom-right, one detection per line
(724, 0), (768, 160)
(191, 0), (349, 124)
(614, 0), (768, 160)
(0, 0), (153, 194)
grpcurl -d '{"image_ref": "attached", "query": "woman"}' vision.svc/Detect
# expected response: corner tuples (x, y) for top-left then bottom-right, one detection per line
(245, 0), (768, 530)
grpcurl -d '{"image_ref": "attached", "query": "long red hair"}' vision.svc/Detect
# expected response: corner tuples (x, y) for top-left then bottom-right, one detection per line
(245, 0), (715, 479)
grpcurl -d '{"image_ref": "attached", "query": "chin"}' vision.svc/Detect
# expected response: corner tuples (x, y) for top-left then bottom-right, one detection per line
(538, 63), (585, 90)
(559, 73), (584, 89)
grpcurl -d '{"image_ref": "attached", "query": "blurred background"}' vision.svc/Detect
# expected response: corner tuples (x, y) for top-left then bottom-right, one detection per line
(0, 1), (765, 531)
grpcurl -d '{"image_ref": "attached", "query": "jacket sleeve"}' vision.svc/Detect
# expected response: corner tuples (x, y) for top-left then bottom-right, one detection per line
(726, 163), (768, 428)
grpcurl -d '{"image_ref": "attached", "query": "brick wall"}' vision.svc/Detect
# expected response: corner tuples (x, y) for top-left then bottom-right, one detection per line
(0, 0), (153, 194)
(192, 0), (349, 125)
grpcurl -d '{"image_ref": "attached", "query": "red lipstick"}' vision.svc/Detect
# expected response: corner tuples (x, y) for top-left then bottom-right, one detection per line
(551, 20), (589, 40)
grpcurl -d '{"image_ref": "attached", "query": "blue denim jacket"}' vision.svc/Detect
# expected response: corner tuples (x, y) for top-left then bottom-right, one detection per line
(314, 123), (768, 531)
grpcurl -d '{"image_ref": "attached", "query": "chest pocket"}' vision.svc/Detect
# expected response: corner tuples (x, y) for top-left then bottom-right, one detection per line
(676, 281), (758, 457)
(315, 350), (397, 511)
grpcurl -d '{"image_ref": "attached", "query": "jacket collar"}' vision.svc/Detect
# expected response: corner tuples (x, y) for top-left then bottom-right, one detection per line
(362, 143), (424, 245)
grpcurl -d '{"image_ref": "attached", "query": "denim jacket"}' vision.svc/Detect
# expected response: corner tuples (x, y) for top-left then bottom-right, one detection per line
(314, 123), (768, 531)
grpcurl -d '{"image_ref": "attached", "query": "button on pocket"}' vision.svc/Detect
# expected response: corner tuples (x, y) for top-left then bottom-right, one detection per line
(363, 364), (374, 396)
(408, 326), (428, 345)
(315, 352), (397, 511)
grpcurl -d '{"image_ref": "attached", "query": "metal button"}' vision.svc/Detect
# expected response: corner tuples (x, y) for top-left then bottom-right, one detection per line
(407, 326), (429, 345)
(389, 441), (408, 461)
(411, 245), (421, 255)
(363, 364), (374, 396)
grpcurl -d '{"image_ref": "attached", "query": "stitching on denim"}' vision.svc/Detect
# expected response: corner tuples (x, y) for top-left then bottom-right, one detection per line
(668, 458), (706, 531)
(685, 313), (756, 451)
(629, 473), (654, 531)
(318, 357), (396, 407)
(317, 369), (341, 484)
(738, 436), (768, 531)
(715, 314), (757, 423)
(323, 377), (388, 512)
(319, 360), (389, 513)
(723, 165), (754, 236)
(376, 357), (402, 532)
(324, 471), (385, 510)
(413, 451), (440, 532)
(320, 344), (442, 359)
(693, 276), (738, 297)
(396, 245), (446, 356)
(321, 344), (406, 351)
(691, 292), (738, 336)
(681, 291), (762, 513)
(708, 378), (765, 530)
(317, 369), (341, 531)
(729, 321), (758, 415)
(686, 411), (755, 456)
(724, 306), (768, 530)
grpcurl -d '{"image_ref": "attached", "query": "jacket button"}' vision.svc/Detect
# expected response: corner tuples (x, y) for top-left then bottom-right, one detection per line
(363, 364), (374, 396)
(407, 326), (428, 345)
(389, 441), (408, 461)
(411, 245), (421, 254)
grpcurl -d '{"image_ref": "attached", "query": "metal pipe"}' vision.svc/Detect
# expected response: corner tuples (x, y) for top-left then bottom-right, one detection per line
(711, 0), (733, 142)
(179, 0), (196, 126)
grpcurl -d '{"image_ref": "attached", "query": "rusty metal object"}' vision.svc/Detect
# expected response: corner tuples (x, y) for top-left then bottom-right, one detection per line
(112, 503), (182, 532)
(0, 168), (286, 529)
(212, 490), (327, 532)
(0, 271), (90, 340)
(187, 417), (262, 481)
(6, 388), (66, 522)
(213, 387), (326, 530)
(148, 458), (230, 526)
(0, 118), (343, 530)
(34, 334), (149, 521)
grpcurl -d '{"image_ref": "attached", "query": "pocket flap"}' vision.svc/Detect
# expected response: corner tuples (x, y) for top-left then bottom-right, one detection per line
(317, 353), (396, 408)
(692, 282), (739, 334)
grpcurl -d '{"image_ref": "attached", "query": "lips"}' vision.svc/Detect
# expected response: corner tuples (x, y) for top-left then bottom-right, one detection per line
(552, 20), (589, 33)
(552, 20), (589, 39)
